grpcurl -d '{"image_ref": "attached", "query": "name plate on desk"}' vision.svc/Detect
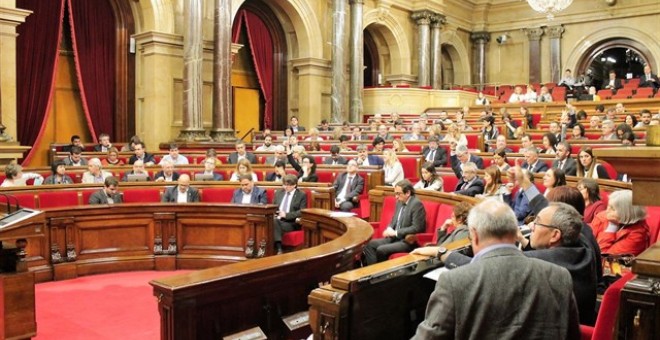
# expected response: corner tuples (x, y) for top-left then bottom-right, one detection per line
(282, 311), (310, 331)
(223, 327), (267, 340)
(0, 209), (42, 229)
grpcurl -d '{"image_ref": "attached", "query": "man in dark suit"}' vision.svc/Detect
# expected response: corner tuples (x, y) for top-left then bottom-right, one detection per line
(162, 174), (200, 203)
(602, 69), (622, 91)
(421, 137), (447, 168)
(153, 160), (181, 182)
(265, 145), (287, 166)
(265, 160), (287, 182)
(414, 200), (580, 339)
(227, 141), (257, 164)
(638, 65), (658, 89)
(62, 135), (83, 153)
(62, 146), (88, 166)
(128, 142), (156, 166)
(454, 162), (484, 197)
(350, 126), (364, 141)
(450, 145), (484, 179)
(231, 174), (267, 204)
(92, 133), (112, 152)
(195, 157), (224, 181)
(521, 147), (549, 173)
(288, 116), (305, 133)
(273, 174), (308, 254)
(88, 176), (123, 205)
(333, 160), (364, 211)
(355, 144), (383, 167)
(324, 145), (348, 165)
(552, 141), (577, 176)
(363, 179), (426, 265)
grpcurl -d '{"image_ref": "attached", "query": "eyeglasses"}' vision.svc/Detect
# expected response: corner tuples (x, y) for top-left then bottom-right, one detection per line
(531, 218), (561, 230)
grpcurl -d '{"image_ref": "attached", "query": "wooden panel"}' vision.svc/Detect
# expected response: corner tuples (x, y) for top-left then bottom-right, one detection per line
(177, 217), (248, 252)
(75, 218), (153, 257)
(0, 272), (36, 339)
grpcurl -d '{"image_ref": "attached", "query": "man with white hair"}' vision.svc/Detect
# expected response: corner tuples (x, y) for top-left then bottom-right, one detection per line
(121, 160), (152, 181)
(265, 145), (287, 166)
(521, 147), (549, 173)
(377, 124), (392, 140)
(412, 199), (580, 339)
(154, 159), (180, 182)
(403, 122), (425, 141)
(599, 119), (618, 140)
(332, 160), (365, 212)
(453, 162), (484, 197)
(450, 145), (484, 179)
(81, 158), (112, 184)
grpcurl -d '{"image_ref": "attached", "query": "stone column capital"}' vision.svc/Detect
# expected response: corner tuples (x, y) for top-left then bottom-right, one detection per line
(470, 31), (490, 43)
(545, 25), (565, 39)
(411, 10), (434, 26)
(430, 14), (446, 28)
(524, 27), (544, 41)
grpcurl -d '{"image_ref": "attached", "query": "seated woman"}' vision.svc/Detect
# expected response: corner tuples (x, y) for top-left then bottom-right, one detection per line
(492, 148), (510, 172)
(542, 167), (566, 197)
(411, 202), (473, 254)
(577, 178), (606, 224)
(382, 149), (404, 186)
(287, 151), (318, 183)
(541, 132), (558, 154)
(414, 162), (443, 191)
(576, 147), (610, 179)
(590, 190), (650, 256)
(44, 160), (74, 185)
(101, 147), (125, 166)
(480, 116), (498, 141)
(392, 138), (409, 153)
(571, 123), (588, 141)
(304, 127), (322, 141)
(1, 163), (44, 187)
(443, 123), (468, 148)
(476, 165), (508, 201)
(229, 158), (258, 182)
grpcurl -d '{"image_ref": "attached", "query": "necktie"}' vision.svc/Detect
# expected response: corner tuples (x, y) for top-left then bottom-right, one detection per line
(396, 204), (406, 229)
(427, 150), (435, 162)
(558, 161), (563, 169)
(461, 181), (469, 190)
(281, 192), (291, 213)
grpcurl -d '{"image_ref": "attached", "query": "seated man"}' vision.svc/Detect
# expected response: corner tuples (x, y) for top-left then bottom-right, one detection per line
(154, 159), (180, 182)
(552, 141), (577, 176)
(89, 176), (123, 205)
(81, 158), (112, 184)
(600, 119), (618, 140)
(93, 133), (113, 152)
(402, 122), (425, 141)
(265, 145), (287, 166)
(159, 143), (189, 165)
(639, 65), (659, 89)
(450, 145), (484, 179)
(488, 135), (513, 153)
(350, 126), (365, 141)
(196, 157), (224, 180)
(288, 115), (305, 133)
(422, 137), (447, 168)
(505, 167), (533, 225)
(62, 134), (84, 153)
(162, 174), (200, 203)
(255, 135), (275, 152)
(231, 174), (268, 204)
(454, 162), (484, 197)
(521, 147), (549, 173)
(333, 160), (364, 212)
(265, 160), (287, 182)
(635, 109), (653, 128)
(228, 140), (257, 164)
(273, 175), (308, 254)
(63, 146), (88, 166)
(413, 200), (580, 339)
(363, 180), (426, 265)
(324, 145), (348, 165)
(338, 135), (352, 152)
(128, 142), (156, 166)
(121, 160), (152, 181)
(602, 70), (623, 91)
(355, 144), (383, 166)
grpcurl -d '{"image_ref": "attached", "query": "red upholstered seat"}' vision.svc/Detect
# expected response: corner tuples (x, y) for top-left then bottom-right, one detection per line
(200, 188), (234, 203)
(282, 189), (314, 248)
(122, 189), (161, 203)
(645, 206), (660, 244)
(38, 191), (80, 208)
(0, 193), (37, 210)
(442, 175), (459, 193)
(370, 196), (397, 238)
(597, 89), (612, 99)
(598, 161), (617, 180)
(316, 171), (335, 184)
(633, 87), (653, 98)
(398, 156), (420, 183)
(464, 134), (479, 149)
(81, 190), (96, 206)
(580, 273), (634, 340)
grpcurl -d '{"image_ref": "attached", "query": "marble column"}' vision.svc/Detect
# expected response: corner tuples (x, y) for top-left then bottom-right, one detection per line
(178, 0), (209, 141)
(331, 0), (347, 124)
(524, 27), (544, 84)
(470, 31), (490, 89)
(411, 11), (433, 87)
(546, 25), (565, 84)
(430, 14), (446, 90)
(349, 0), (364, 123)
(210, 0), (234, 141)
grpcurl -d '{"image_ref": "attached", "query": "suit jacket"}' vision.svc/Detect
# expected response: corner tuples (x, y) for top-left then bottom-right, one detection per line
(364, 154), (384, 166)
(421, 146), (447, 168)
(521, 160), (550, 173)
(128, 153), (156, 165)
(413, 247), (580, 340)
(231, 186), (267, 204)
(88, 189), (123, 205)
(227, 152), (257, 164)
(63, 157), (88, 166)
(265, 156), (287, 166)
(323, 156), (348, 165)
(450, 155), (484, 179)
(153, 171), (180, 182)
(402, 133), (425, 141)
(602, 78), (623, 90)
(639, 73), (659, 88)
(194, 172), (224, 181)
(332, 173), (364, 204)
(162, 186), (200, 203)
(93, 144), (112, 152)
(387, 196), (426, 240)
(454, 177), (485, 197)
(552, 157), (577, 176)
(265, 172), (283, 182)
(287, 154), (318, 182)
(272, 189), (307, 222)
(289, 125), (305, 132)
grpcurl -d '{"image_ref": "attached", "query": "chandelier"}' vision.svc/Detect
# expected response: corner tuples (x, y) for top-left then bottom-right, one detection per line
(527, 0), (573, 20)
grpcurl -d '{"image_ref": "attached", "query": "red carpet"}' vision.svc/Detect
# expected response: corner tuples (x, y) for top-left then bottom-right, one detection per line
(34, 271), (189, 340)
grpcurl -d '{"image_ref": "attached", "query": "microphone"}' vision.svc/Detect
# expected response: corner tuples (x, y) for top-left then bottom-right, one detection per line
(0, 192), (18, 215)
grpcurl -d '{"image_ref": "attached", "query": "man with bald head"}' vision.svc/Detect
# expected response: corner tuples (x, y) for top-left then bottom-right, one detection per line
(162, 174), (200, 203)
(413, 199), (580, 339)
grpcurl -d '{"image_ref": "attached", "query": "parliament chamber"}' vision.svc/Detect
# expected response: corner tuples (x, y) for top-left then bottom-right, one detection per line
(1, 0), (660, 339)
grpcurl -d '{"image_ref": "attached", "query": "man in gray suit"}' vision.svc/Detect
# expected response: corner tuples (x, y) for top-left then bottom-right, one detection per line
(412, 200), (580, 340)
(162, 174), (200, 203)
(272, 174), (308, 254)
(227, 141), (257, 164)
(89, 176), (123, 205)
(363, 179), (426, 265)
(552, 141), (577, 176)
(231, 174), (267, 204)
(332, 160), (364, 211)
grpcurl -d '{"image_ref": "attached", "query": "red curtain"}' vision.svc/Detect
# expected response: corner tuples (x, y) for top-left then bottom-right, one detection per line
(233, 10), (274, 129)
(16, 0), (66, 164)
(68, 0), (116, 142)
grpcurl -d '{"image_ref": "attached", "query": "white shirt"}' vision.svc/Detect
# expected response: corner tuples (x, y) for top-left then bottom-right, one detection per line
(241, 191), (252, 204)
(177, 189), (188, 203)
(160, 155), (189, 165)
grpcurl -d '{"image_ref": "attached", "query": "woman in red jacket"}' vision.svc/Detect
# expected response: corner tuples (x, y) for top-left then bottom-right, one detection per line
(591, 190), (650, 256)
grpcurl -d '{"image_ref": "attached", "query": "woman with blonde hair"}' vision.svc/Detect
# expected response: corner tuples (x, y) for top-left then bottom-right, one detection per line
(229, 158), (258, 182)
(101, 147), (124, 166)
(382, 149), (404, 186)
(392, 139), (409, 153)
(304, 127), (322, 141)
(1, 163), (44, 187)
(443, 123), (467, 148)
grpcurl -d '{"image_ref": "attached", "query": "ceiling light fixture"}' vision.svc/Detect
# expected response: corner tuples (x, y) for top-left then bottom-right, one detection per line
(527, 0), (573, 20)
